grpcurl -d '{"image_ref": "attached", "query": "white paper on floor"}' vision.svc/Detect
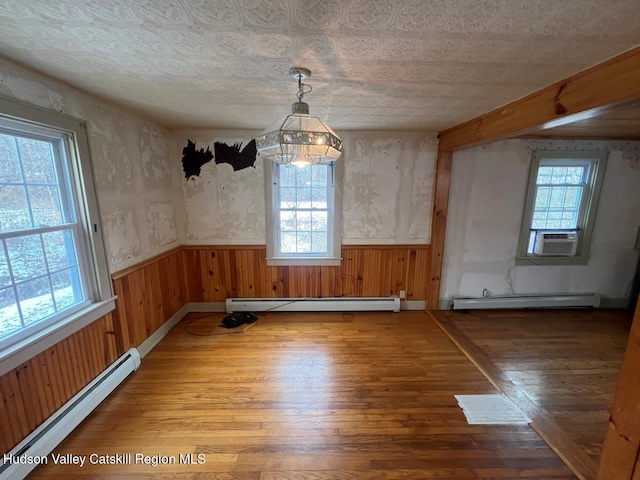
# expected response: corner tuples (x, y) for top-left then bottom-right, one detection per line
(455, 394), (531, 425)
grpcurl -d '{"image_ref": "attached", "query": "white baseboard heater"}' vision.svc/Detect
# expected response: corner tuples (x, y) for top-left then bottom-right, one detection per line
(0, 348), (141, 480)
(226, 297), (401, 313)
(451, 293), (600, 310)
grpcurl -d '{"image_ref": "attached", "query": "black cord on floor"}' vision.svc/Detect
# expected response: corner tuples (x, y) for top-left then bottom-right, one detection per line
(184, 315), (257, 336)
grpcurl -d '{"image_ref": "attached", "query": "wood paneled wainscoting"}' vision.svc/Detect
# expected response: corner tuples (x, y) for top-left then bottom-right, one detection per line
(182, 244), (431, 301)
(0, 247), (186, 456)
(0, 244), (430, 456)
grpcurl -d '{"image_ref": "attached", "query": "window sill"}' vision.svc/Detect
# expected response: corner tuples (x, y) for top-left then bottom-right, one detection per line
(515, 255), (588, 266)
(0, 296), (117, 377)
(266, 257), (342, 267)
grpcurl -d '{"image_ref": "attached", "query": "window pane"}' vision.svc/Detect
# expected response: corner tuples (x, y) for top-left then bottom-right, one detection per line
(43, 230), (79, 272)
(311, 233), (327, 253)
(280, 165), (296, 187)
(551, 167), (567, 184)
(546, 212), (562, 229)
(549, 187), (566, 208)
(281, 232), (297, 253)
(566, 167), (585, 184)
(0, 287), (21, 339)
(531, 211), (547, 229)
(296, 187), (311, 208)
(280, 211), (296, 232)
(311, 211), (327, 232)
(17, 277), (54, 326)
(51, 267), (83, 310)
(296, 231), (311, 252)
(280, 187), (296, 208)
(534, 187), (550, 209)
(311, 167), (327, 185)
(0, 134), (21, 183)
(297, 211), (311, 231)
(296, 165), (311, 185)
(560, 212), (577, 229)
(311, 187), (327, 208)
(28, 185), (64, 227)
(0, 185), (31, 232)
(7, 234), (46, 282)
(536, 166), (552, 184)
(0, 246), (10, 287)
(17, 138), (57, 184)
(565, 187), (582, 208)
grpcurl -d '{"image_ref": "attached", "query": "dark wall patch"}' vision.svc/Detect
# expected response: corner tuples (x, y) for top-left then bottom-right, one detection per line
(182, 139), (213, 179)
(214, 140), (257, 171)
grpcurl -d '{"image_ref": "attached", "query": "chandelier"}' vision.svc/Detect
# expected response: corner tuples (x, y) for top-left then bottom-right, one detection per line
(255, 67), (343, 167)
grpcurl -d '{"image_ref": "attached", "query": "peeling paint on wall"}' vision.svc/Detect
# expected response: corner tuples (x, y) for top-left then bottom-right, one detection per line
(343, 138), (402, 240)
(102, 208), (142, 265)
(341, 132), (437, 244)
(87, 111), (135, 193)
(1, 57), (179, 273)
(409, 138), (437, 241)
(141, 125), (170, 187)
(174, 133), (266, 244)
(172, 130), (437, 246)
(182, 139), (213, 179)
(146, 202), (177, 248)
(214, 140), (256, 171)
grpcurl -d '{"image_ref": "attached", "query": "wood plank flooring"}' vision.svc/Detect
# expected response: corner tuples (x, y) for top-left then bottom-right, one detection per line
(31, 311), (576, 479)
(434, 309), (632, 466)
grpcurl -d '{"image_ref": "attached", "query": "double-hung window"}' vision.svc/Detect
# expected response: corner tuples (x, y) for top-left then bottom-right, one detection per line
(516, 151), (607, 265)
(0, 97), (113, 372)
(265, 161), (341, 266)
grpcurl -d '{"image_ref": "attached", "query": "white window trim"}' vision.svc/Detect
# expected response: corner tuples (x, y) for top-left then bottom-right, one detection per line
(264, 160), (342, 266)
(0, 95), (115, 377)
(516, 150), (608, 266)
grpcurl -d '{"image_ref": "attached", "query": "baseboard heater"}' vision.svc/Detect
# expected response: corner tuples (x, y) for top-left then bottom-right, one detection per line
(451, 293), (600, 310)
(226, 297), (401, 313)
(0, 348), (141, 480)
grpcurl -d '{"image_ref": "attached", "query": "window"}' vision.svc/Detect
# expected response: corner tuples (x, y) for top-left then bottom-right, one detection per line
(0, 97), (114, 373)
(516, 151), (607, 265)
(265, 161), (341, 266)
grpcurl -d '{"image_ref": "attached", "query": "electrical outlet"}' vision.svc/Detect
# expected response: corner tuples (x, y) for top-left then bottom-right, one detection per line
(399, 290), (406, 299)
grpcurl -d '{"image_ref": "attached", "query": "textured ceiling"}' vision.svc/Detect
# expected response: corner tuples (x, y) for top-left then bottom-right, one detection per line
(1, 0), (639, 132)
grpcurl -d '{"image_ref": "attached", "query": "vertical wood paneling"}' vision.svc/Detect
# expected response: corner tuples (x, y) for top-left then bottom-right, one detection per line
(0, 313), (119, 455)
(1, 244), (429, 456)
(183, 245), (430, 300)
(0, 248), (185, 456)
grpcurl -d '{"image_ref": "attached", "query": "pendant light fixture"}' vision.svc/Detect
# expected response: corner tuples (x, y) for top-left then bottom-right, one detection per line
(255, 67), (343, 167)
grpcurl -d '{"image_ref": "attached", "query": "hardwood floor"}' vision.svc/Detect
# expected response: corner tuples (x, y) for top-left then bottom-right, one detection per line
(31, 311), (576, 479)
(433, 309), (632, 468)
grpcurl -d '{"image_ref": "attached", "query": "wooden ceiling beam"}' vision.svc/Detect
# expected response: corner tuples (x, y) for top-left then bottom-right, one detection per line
(438, 45), (640, 152)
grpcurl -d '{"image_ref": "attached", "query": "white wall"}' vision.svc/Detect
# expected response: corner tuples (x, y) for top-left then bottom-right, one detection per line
(170, 130), (438, 245)
(0, 58), (179, 273)
(442, 139), (640, 304)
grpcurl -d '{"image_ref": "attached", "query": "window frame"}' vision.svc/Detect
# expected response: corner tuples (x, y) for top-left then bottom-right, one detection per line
(516, 150), (608, 266)
(264, 160), (342, 266)
(0, 95), (115, 377)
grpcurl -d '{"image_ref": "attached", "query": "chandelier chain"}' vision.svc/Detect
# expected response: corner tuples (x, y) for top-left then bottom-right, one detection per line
(296, 74), (312, 102)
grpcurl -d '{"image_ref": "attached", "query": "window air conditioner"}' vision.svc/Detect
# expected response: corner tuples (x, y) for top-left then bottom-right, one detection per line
(533, 231), (578, 256)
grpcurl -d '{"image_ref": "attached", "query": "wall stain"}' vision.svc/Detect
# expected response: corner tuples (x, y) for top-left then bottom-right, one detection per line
(182, 139), (213, 179)
(214, 139), (257, 171)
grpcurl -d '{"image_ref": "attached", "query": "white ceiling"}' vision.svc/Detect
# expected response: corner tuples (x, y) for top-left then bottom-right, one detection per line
(1, 0), (639, 132)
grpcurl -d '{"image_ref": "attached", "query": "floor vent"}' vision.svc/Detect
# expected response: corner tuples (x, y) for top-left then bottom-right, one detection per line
(226, 296), (401, 313)
(451, 293), (600, 310)
(0, 348), (141, 480)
